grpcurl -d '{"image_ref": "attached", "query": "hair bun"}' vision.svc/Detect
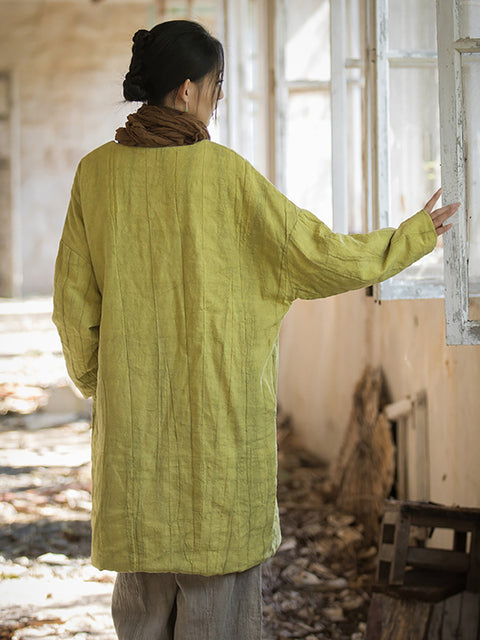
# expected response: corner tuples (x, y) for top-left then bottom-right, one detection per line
(133, 29), (151, 46)
(123, 28), (151, 102)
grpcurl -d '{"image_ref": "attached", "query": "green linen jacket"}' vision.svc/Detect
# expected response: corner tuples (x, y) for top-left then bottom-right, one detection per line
(53, 139), (437, 575)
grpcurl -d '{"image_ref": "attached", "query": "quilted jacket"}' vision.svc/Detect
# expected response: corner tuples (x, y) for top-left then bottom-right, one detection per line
(53, 139), (437, 575)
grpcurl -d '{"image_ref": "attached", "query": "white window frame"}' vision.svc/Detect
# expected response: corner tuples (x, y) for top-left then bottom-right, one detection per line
(436, 0), (480, 345)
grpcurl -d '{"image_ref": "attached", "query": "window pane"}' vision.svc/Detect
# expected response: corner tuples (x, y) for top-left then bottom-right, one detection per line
(388, 65), (443, 282)
(285, 91), (332, 227)
(388, 0), (437, 50)
(389, 66), (440, 225)
(460, 0), (480, 38)
(285, 0), (330, 82)
(463, 53), (480, 317)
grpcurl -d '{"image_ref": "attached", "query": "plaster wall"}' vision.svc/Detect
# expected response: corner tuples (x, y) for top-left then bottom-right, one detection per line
(278, 292), (480, 507)
(0, 1), (149, 295)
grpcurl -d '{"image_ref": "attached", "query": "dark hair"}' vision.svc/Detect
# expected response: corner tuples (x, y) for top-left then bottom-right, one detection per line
(123, 20), (224, 107)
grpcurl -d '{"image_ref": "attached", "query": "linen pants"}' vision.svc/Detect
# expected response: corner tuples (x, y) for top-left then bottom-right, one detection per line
(111, 564), (262, 640)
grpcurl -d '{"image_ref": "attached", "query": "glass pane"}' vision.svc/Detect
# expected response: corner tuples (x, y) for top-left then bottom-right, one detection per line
(463, 53), (480, 316)
(460, 0), (480, 38)
(389, 66), (440, 225)
(388, 65), (443, 281)
(388, 0), (437, 50)
(285, 0), (330, 82)
(285, 91), (332, 227)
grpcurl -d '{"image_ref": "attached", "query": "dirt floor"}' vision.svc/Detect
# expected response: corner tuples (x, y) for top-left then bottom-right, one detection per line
(0, 302), (376, 639)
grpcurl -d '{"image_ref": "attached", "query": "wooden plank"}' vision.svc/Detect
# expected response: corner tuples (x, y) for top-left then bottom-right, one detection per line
(467, 526), (480, 592)
(396, 417), (408, 501)
(390, 515), (410, 584)
(427, 598), (446, 637)
(378, 542), (395, 563)
(458, 591), (480, 637)
(442, 592), (463, 639)
(366, 593), (431, 639)
(412, 391), (430, 502)
(408, 513), (480, 531)
(407, 547), (470, 573)
(373, 568), (466, 603)
(386, 499), (480, 522)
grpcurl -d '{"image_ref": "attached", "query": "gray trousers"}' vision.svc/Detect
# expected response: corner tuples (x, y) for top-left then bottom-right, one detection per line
(111, 564), (262, 640)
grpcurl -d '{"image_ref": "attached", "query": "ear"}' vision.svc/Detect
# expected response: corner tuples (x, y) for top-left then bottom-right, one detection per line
(176, 79), (191, 108)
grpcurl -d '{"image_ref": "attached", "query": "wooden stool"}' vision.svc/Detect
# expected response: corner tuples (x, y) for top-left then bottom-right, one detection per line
(375, 499), (480, 596)
(367, 500), (480, 639)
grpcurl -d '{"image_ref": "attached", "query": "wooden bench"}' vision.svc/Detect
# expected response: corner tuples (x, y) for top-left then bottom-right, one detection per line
(375, 499), (480, 597)
(367, 500), (480, 640)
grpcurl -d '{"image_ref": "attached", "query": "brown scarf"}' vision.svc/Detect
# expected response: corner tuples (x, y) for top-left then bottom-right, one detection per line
(115, 104), (210, 147)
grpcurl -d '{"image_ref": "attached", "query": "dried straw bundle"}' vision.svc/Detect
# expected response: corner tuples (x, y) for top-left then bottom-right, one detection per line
(332, 366), (395, 544)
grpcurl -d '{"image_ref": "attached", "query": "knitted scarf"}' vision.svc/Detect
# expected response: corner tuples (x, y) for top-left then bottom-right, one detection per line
(115, 104), (210, 147)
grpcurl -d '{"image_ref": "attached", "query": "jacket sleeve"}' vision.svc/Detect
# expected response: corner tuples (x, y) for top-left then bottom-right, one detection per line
(284, 206), (438, 301)
(52, 173), (101, 398)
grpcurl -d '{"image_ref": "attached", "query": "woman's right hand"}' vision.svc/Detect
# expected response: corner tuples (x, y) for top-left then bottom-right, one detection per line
(423, 188), (460, 236)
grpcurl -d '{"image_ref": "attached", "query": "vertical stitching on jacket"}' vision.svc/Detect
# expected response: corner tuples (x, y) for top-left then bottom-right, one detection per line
(243, 160), (253, 565)
(200, 143), (209, 574)
(144, 150), (162, 563)
(111, 146), (137, 569)
(173, 149), (196, 570)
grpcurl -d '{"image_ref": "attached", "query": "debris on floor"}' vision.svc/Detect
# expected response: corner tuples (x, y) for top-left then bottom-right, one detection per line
(261, 419), (377, 640)
(0, 411), (378, 639)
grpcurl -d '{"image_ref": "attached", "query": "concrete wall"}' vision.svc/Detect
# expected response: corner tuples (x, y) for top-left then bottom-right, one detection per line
(278, 292), (480, 507)
(0, 1), (150, 295)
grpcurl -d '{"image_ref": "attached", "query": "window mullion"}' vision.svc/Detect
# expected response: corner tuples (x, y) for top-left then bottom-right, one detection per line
(375, 0), (390, 232)
(371, 0), (393, 300)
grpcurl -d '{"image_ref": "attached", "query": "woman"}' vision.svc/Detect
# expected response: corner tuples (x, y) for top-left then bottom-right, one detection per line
(53, 19), (457, 640)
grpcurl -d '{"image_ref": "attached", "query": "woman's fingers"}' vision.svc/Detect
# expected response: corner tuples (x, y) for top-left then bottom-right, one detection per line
(423, 187), (442, 214)
(422, 188), (460, 236)
(429, 202), (460, 236)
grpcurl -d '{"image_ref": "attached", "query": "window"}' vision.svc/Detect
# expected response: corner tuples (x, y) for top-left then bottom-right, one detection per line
(332, 0), (480, 343)
(368, 0), (444, 300)
(221, 0), (479, 343)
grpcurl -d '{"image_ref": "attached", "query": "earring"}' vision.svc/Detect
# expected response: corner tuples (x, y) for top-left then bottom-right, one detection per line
(185, 103), (189, 113)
